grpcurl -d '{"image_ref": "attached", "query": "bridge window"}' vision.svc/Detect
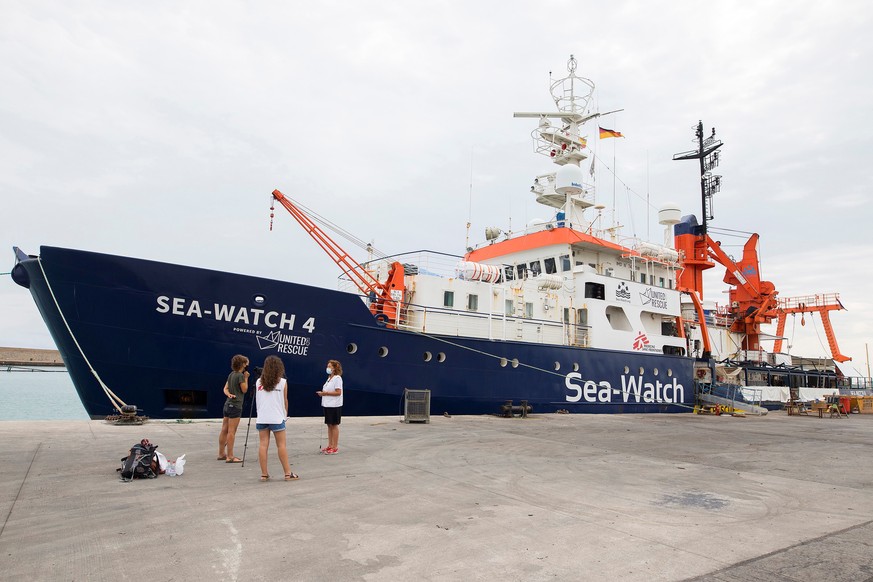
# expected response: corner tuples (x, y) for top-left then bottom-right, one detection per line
(516, 264), (528, 279)
(544, 257), (557, 275)
(503, 266), (514, 281)
(529, 260), (542, 277)
(560, 255), (571, 272)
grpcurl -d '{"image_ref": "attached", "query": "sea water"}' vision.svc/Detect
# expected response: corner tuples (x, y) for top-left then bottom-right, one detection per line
(0, 367), (89, 420)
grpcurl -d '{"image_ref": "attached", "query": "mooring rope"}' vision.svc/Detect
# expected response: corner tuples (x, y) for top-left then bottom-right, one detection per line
(36, 257), (127, 414)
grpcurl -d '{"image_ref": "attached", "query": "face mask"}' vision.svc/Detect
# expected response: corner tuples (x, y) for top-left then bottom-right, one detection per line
(326, 367), (332, 375)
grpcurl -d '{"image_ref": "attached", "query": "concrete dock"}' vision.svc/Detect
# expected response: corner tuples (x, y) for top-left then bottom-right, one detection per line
(1, 412), (872, 581)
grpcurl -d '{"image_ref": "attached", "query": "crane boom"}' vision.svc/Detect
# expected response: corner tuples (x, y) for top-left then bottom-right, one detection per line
(271, 189), (405, 326)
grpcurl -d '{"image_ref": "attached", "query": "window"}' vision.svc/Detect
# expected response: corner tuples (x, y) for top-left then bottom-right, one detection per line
(669, 279), (673, 289)
(529, 260), (542, 277)
(516, 264), (528, 279)
(605, 306), (632, 331)
(467, 294), (478, 312)
(630, 271), (635, 282)
(559, 255), (571, 272)
(525, 302), (534, 318)
(544, 257), (557, 275)
(577, 308), (588, 326)
(503, 266), (514, 281)
(505, 299), (514, 316)
(659, 277), (665, 288)
(443, 291), (454, 308)
(584, 282), (605, 300)
(563, 307), (570, 323)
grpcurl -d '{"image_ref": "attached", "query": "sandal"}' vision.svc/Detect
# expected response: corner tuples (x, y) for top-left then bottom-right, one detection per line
(226, 457), (243, 463)
(260, 475), (270, 482)
(216, 456), (227, 461)
(285, 473), (299, 481)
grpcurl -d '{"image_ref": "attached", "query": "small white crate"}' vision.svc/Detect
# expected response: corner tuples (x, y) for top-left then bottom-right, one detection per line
(403, 389), (431, 423)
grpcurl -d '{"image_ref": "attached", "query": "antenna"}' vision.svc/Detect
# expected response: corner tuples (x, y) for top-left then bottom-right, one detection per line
(466, 146), (473, 250)
(673, 121), (723, 234)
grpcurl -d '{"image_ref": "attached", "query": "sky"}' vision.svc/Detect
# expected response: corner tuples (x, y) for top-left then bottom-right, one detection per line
(2, 0), (872, 377)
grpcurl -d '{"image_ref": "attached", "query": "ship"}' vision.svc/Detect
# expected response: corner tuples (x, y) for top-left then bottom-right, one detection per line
(10, 56), (862, 420)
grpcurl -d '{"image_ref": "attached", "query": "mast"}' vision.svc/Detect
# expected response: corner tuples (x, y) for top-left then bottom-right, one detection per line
(672, 121), (722, 235)
(513, 55), (622, 230)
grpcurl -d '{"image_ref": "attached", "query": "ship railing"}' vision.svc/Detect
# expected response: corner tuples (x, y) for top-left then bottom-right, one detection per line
(336, 250), (469, 294)
(838, 376), (873, 392)
(395, 302), (590, 347)
(777, 293), (842, 310)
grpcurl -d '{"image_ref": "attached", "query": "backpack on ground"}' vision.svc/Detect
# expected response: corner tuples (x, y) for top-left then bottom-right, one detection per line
(118, 439), (159, 481)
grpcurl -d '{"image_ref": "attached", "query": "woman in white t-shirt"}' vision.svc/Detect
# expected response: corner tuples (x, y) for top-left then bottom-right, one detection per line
(255, 355), (298, 481)
(316, 359), (343, 454)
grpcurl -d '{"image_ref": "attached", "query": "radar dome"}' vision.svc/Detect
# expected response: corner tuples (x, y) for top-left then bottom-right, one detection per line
(658, 203), (682, 225)
(555, 164), (584, 195)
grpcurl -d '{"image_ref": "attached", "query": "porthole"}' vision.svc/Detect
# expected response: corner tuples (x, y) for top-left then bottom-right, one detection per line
(554, 361), (561, 371)
(639, 367), (644, 375)
(252, 294), (266, 307)
(653, 368), (659, 376)
(423, 351), (432, 362)
(346, 343), (358, 354)
(573, 363), (579, 372)
(499, 358), (508, 367)
(378, 346), (389, 358)
(511, 358), (519, 368)
(437, 352), (446, 363)
(667, 369), (673, 377)
(623, 366), (630, 374)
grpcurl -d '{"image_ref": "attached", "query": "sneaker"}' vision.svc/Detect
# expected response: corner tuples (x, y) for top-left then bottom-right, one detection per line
(324, 447), (338, 455)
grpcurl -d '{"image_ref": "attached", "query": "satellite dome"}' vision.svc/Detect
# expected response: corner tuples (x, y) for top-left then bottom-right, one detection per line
(555, 164), (584, 195)
(658, 203), (682, 225)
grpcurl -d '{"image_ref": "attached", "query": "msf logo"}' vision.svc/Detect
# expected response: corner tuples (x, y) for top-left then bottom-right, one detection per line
(632, 331), (649, 351)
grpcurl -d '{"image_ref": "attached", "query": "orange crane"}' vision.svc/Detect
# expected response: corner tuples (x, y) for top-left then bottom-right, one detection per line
(773, 294), (850, 363)
(673, 122), (849, 364)
(270, 189), (405, 326)
(675, 226), (779, 355)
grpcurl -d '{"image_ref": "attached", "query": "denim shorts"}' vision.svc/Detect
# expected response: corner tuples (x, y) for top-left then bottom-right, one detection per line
(256, 420), (286, 432)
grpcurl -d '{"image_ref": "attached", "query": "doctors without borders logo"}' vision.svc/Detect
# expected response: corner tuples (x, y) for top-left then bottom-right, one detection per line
(632, 331), (649, 351)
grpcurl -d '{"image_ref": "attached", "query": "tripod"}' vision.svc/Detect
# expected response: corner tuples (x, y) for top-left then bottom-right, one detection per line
(241, 384), (257, 467)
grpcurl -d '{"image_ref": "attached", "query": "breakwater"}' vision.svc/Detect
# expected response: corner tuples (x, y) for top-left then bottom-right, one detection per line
(0, 347), (63, 366)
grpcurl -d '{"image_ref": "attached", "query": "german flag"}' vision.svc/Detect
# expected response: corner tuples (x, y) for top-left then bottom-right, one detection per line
(599, 127), (624, 139)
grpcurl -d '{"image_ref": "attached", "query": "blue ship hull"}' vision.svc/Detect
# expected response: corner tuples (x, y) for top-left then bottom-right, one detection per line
(12, 246), (695, 418)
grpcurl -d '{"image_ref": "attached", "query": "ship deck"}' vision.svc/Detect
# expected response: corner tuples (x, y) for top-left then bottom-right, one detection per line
(2, 413), (872, 581)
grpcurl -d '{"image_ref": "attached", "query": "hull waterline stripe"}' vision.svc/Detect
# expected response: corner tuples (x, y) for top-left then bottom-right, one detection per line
(37, 257), (127, 414)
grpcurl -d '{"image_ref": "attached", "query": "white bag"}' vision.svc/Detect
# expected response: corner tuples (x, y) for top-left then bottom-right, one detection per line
(174, 454), (186, 476)
(155, 451), (169, 472)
